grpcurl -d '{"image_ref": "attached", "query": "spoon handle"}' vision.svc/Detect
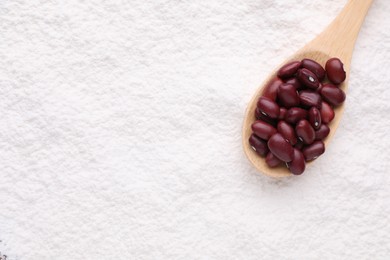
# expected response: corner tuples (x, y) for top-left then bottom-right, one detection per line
(305, 0), (374, 63)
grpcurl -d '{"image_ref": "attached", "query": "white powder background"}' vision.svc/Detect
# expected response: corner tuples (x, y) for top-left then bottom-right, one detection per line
(0, 0), (389, 259)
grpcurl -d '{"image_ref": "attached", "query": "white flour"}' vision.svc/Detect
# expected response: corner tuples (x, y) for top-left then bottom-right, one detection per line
(0, 0), (389, 259)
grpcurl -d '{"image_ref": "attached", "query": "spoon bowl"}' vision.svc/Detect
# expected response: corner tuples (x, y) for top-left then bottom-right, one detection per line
(243, 0), (374, 177)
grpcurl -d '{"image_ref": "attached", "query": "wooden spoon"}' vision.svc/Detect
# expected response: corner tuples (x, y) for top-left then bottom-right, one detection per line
(242, 0), (374, 177)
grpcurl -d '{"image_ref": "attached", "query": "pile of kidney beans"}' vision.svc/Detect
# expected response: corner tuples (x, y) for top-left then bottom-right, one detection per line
(249, 58), (346, 175)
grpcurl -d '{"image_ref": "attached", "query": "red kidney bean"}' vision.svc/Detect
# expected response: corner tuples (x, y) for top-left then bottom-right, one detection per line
(267, 133), (294, 162)
(262, 77), (283, 101)
(277, 84), (300, 108)
(308, 107), (321, 130)
(284, 77), (302, 90)
(299, 90), (322, 109)
(249, 57), (347, 175)
(249, 133), (269, 157)
(303, 141), (325, 161)
(320, 84), (346, 106)
(320, 101), (335, 124)
(301, 58), (326, 81)
(255, 108), (277, 126)
(277, 61), (301, 79)
(295, 119), (315, 145)
(285, 107), (308, 124)
(326, 58), (346, 84)
(287, 148), (305, 175)
(296, 68), (320, 89)
(315, 124), (330, 140)
(277, 120), (298, 145)
(257, 97), (280, 119)
(251, 120), (277, 140)
(278, 107), (287, 120)
(266, 152), (283, 168)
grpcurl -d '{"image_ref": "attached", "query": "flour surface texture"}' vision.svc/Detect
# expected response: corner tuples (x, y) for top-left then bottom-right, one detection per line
(0, 0), (389, 259)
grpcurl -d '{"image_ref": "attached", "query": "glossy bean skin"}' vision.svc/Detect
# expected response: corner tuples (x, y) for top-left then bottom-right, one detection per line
(320, 84), (346, 106)
(308, 107), (321, 130)
(249, 134), (269, 156)
(277, 120), (298, 145)
(251, 120), (277, 140)
(262, 77), (283, 101)
(255, 108), (277, 126)
(287, 148), (306, 175)
(285, 107), (308, 125)
(295, 119), (315, 145)
(284, 77), (302, 90)
(267, 133), (294, 162)
(257, 97), (280, 119)
(277, 61), (301, 79)
(320, 101), (335, 124)
(296, 68), (320, 89)
(326, 58), (346, 84)
(266, 152), (283, 167)
(303, 141), (325, 161)
(299, 90), (322, 109)
(301, 59), (326, 81)
(315, 124), (330, 140)
(277, 84), (300, 108)
(279, 107), (287, 120)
